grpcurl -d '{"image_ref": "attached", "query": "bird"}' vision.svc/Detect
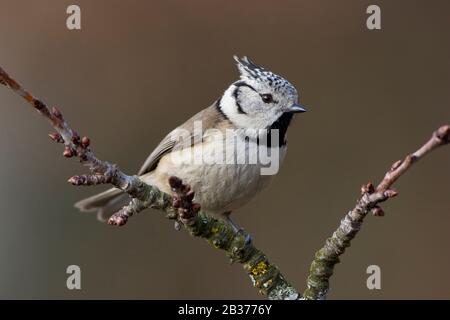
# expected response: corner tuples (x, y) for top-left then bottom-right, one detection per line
(75, 56), (306, 231)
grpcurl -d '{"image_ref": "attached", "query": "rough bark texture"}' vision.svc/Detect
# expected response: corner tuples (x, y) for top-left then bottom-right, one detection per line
(1, 65), (448, 299)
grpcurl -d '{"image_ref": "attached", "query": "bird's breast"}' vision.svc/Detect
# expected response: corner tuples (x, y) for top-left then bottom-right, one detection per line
(144, 131), (287, 215)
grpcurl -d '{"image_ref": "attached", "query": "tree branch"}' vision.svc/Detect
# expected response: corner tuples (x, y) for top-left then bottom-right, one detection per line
(303, 125), (450, 300)
(1, 65), (448, 299)
(0, 66), (299, 300)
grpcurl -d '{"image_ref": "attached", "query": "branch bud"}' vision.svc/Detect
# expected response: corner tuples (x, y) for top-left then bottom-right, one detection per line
(63, 146), (74, 158)
(361, 182), (374, 195)
(390, 160), (403, 172)
(51, 106), (64, 121)
(169, 176), (183, 190)
(384, 189), (398, 198)
(68, 175), (84, 185)
(81, 136), (90, 148)
(372, 206), (385, 217)
(71, 130), (80, 144)
(437, 125), (450, 144)
(48, 132), (63, 143)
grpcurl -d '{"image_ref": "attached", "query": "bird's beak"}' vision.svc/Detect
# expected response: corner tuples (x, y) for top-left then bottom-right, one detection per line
(286, 103), (307, 113)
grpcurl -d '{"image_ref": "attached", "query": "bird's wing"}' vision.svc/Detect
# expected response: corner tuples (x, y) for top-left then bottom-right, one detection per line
(137, 136), (177, 175)
(137, 100), (229, 175)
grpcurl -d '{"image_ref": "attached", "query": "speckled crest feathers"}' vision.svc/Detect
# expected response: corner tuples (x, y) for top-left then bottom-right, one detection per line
(233, 55), (296, 95)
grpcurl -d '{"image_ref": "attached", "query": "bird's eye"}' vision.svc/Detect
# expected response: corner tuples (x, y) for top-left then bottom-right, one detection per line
(261, 94), (273, 103)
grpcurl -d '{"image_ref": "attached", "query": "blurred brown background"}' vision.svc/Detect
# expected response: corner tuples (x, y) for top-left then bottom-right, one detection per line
(0, 0), (449, 299)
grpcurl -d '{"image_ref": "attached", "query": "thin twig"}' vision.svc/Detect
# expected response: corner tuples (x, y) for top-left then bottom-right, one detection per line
(303, 125), (450, 300)
(0, 67), (146, 203)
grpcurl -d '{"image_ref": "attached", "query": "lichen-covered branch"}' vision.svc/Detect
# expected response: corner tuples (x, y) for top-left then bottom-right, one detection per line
(0, 65), (298, 300)
(169, 176), (299, 299)
(303, 125), (450, 300)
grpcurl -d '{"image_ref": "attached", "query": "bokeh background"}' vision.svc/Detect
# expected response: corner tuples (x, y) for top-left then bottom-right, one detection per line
(0, 0), (449, 299)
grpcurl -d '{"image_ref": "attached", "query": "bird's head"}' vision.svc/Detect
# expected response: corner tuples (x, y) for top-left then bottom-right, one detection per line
(219, 56), (306, 133)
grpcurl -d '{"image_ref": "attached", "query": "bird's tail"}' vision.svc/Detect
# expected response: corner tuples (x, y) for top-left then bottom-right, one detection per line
(74, 188), (130, 222)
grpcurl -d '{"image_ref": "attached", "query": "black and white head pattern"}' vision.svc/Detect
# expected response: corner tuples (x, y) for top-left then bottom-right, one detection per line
(219, 56), (301, 144)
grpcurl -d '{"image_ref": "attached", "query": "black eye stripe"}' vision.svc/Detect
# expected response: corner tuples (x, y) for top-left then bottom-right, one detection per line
(234, 81), (257, 92)
(232, 86), (247, 114)
(233, 81), (258, 115)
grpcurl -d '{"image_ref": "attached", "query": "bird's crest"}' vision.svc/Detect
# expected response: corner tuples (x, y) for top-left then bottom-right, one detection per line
(233, 55), (295, 94)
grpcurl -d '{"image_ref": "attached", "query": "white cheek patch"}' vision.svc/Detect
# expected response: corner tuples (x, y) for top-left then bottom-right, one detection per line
(220, 85), (282, 131)
(220, 86), (256, 129)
